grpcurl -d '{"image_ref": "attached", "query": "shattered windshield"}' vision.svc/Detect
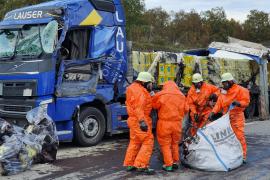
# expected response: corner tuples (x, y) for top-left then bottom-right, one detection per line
(16, 25), (45, 57)
(0, 30), (18, 58)
(0, 21), (58, 60)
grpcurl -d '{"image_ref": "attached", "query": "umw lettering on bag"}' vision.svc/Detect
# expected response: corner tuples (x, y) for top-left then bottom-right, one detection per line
(210, 127), (234, 143)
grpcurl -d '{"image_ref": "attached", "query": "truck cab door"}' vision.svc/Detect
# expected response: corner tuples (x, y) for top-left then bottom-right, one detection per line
(56, 28), (99, 97)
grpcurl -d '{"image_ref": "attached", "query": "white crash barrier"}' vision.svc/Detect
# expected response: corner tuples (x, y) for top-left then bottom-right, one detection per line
(183, 113), (243, 171)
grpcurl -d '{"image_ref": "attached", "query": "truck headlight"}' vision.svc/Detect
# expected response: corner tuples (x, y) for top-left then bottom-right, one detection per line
(23, 88), (32, 96)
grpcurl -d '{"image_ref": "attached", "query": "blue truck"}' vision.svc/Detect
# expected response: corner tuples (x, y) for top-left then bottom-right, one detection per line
(0, 0), (132, 146)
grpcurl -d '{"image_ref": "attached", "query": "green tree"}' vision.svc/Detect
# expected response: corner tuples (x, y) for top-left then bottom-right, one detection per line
(143, 7), (170, 45)
(171, 10), (209, 49)
(244, 10), (270, 43)
(201, 7), (229, 42)
(227, 19), (247, 40)
(122, 0), (145, 41)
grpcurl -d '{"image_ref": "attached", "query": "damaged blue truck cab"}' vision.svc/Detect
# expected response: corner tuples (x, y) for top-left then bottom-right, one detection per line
(0, 0), (130, 146)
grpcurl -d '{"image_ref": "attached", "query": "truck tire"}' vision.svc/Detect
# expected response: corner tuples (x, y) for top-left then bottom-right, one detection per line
(74, 107), (106, 146)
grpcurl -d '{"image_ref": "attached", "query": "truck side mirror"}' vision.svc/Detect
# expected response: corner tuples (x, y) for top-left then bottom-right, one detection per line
(41, 20), (58, 54)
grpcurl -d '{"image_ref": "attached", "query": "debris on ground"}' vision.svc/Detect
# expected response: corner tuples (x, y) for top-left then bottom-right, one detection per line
(0, 106), (59, 176)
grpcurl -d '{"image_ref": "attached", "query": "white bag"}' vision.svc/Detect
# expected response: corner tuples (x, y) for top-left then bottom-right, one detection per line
(183, 113), (243, 171)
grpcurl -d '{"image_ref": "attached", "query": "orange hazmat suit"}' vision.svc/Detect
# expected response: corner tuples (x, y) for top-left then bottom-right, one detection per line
(187, 82), (220, 135)
(152, 81), (187, 167)
(212, 84), (250, 159)
(123, 82), (154, 168)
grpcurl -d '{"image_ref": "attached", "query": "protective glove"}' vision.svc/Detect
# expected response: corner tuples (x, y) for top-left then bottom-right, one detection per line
(139, 120), (148, 132)
(232, 101), (241, 107)
(209, 93), (218, 102)
(208, 112), (215, 122)
(194, 114), (199, 123)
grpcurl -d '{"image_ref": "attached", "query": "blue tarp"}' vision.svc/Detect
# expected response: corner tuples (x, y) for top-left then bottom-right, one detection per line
(208, 47), (263, 64)
(186, 48), (263, 65)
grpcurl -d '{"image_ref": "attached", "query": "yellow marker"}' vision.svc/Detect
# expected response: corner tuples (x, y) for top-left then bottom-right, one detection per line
(158, 76), (165, 85)
(159, 63), (165, 76)
(80, 9), (102, 26)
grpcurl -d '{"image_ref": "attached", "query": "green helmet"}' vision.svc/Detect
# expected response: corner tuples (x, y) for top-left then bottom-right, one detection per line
(221, 73), (234, 82)
(136, 72), (154, 82)
(192, 73), (203, 83)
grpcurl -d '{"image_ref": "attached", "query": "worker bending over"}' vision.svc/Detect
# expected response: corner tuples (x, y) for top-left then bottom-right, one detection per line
(209, 73), (250, 162)
(187, 73), (220, 135)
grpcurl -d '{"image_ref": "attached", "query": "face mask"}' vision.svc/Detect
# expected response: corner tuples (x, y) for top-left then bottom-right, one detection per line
(221, 89), (227, 94)
(194, 82), (203, 90)
(209, 100), (216, 107)
(223, 81), (233, 90)
(150, 91), (155, 96)
(144, 82), (153, 92)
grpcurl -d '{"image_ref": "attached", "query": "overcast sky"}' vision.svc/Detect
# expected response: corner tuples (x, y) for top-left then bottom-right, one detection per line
(144, 0), (269, 22)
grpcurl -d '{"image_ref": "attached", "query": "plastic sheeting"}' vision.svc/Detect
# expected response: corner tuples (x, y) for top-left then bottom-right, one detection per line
(132, 51), (179, 85)
(131, 51), (258, 88)
(180, 54), (257, 87)
(209, 50), (253, 60)
(0, 106), (58, 176)
(182, 113), (243, 171)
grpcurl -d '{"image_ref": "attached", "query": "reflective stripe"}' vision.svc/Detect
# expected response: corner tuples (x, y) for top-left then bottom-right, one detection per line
(0, 72), (39, 75)
(57, 130), (72, 135)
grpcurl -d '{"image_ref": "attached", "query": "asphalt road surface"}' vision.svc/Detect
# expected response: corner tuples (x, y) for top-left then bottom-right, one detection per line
(2, 120), (270, 180)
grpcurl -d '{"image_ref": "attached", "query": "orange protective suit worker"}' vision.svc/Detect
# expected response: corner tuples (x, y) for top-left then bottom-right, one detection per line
(187, 73), (220, 136)
(209, 73), (250, 162)
(123, 72), (155, 174)
(152, 81), (187, 172)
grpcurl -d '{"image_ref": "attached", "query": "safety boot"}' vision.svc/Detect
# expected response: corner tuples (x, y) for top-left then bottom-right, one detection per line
(172, 163), (179, 170)
(137, 167), (155, 175)
(126, 166), (136, 171)
(162, 165), (173, 172)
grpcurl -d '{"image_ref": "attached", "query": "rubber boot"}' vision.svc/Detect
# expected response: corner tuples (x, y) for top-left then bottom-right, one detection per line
(137, 167), (155, 175)
(126, 166), (136, 171)
(162, 165), (173, 172)
(172, 163), (179, 170)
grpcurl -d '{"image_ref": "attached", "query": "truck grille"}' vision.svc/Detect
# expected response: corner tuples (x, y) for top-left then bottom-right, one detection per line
(0, 104), (32, 114)
(1, 80), (37, 97)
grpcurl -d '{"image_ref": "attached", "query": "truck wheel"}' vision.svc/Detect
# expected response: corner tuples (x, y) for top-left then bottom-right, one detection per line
(74, 107), (106, 146)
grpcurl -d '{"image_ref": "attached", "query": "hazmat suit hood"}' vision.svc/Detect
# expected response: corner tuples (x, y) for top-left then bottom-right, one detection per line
(162, 81), (182, 94)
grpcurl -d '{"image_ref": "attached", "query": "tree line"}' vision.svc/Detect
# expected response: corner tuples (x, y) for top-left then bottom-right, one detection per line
(1, 0), (270, 51)
(124, 0), (270, 51)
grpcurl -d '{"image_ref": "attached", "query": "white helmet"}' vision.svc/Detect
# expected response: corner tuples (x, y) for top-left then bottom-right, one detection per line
(192, 73), (203, 83)
(136, 72), (154, 82)
(221, 73), (234, 82)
